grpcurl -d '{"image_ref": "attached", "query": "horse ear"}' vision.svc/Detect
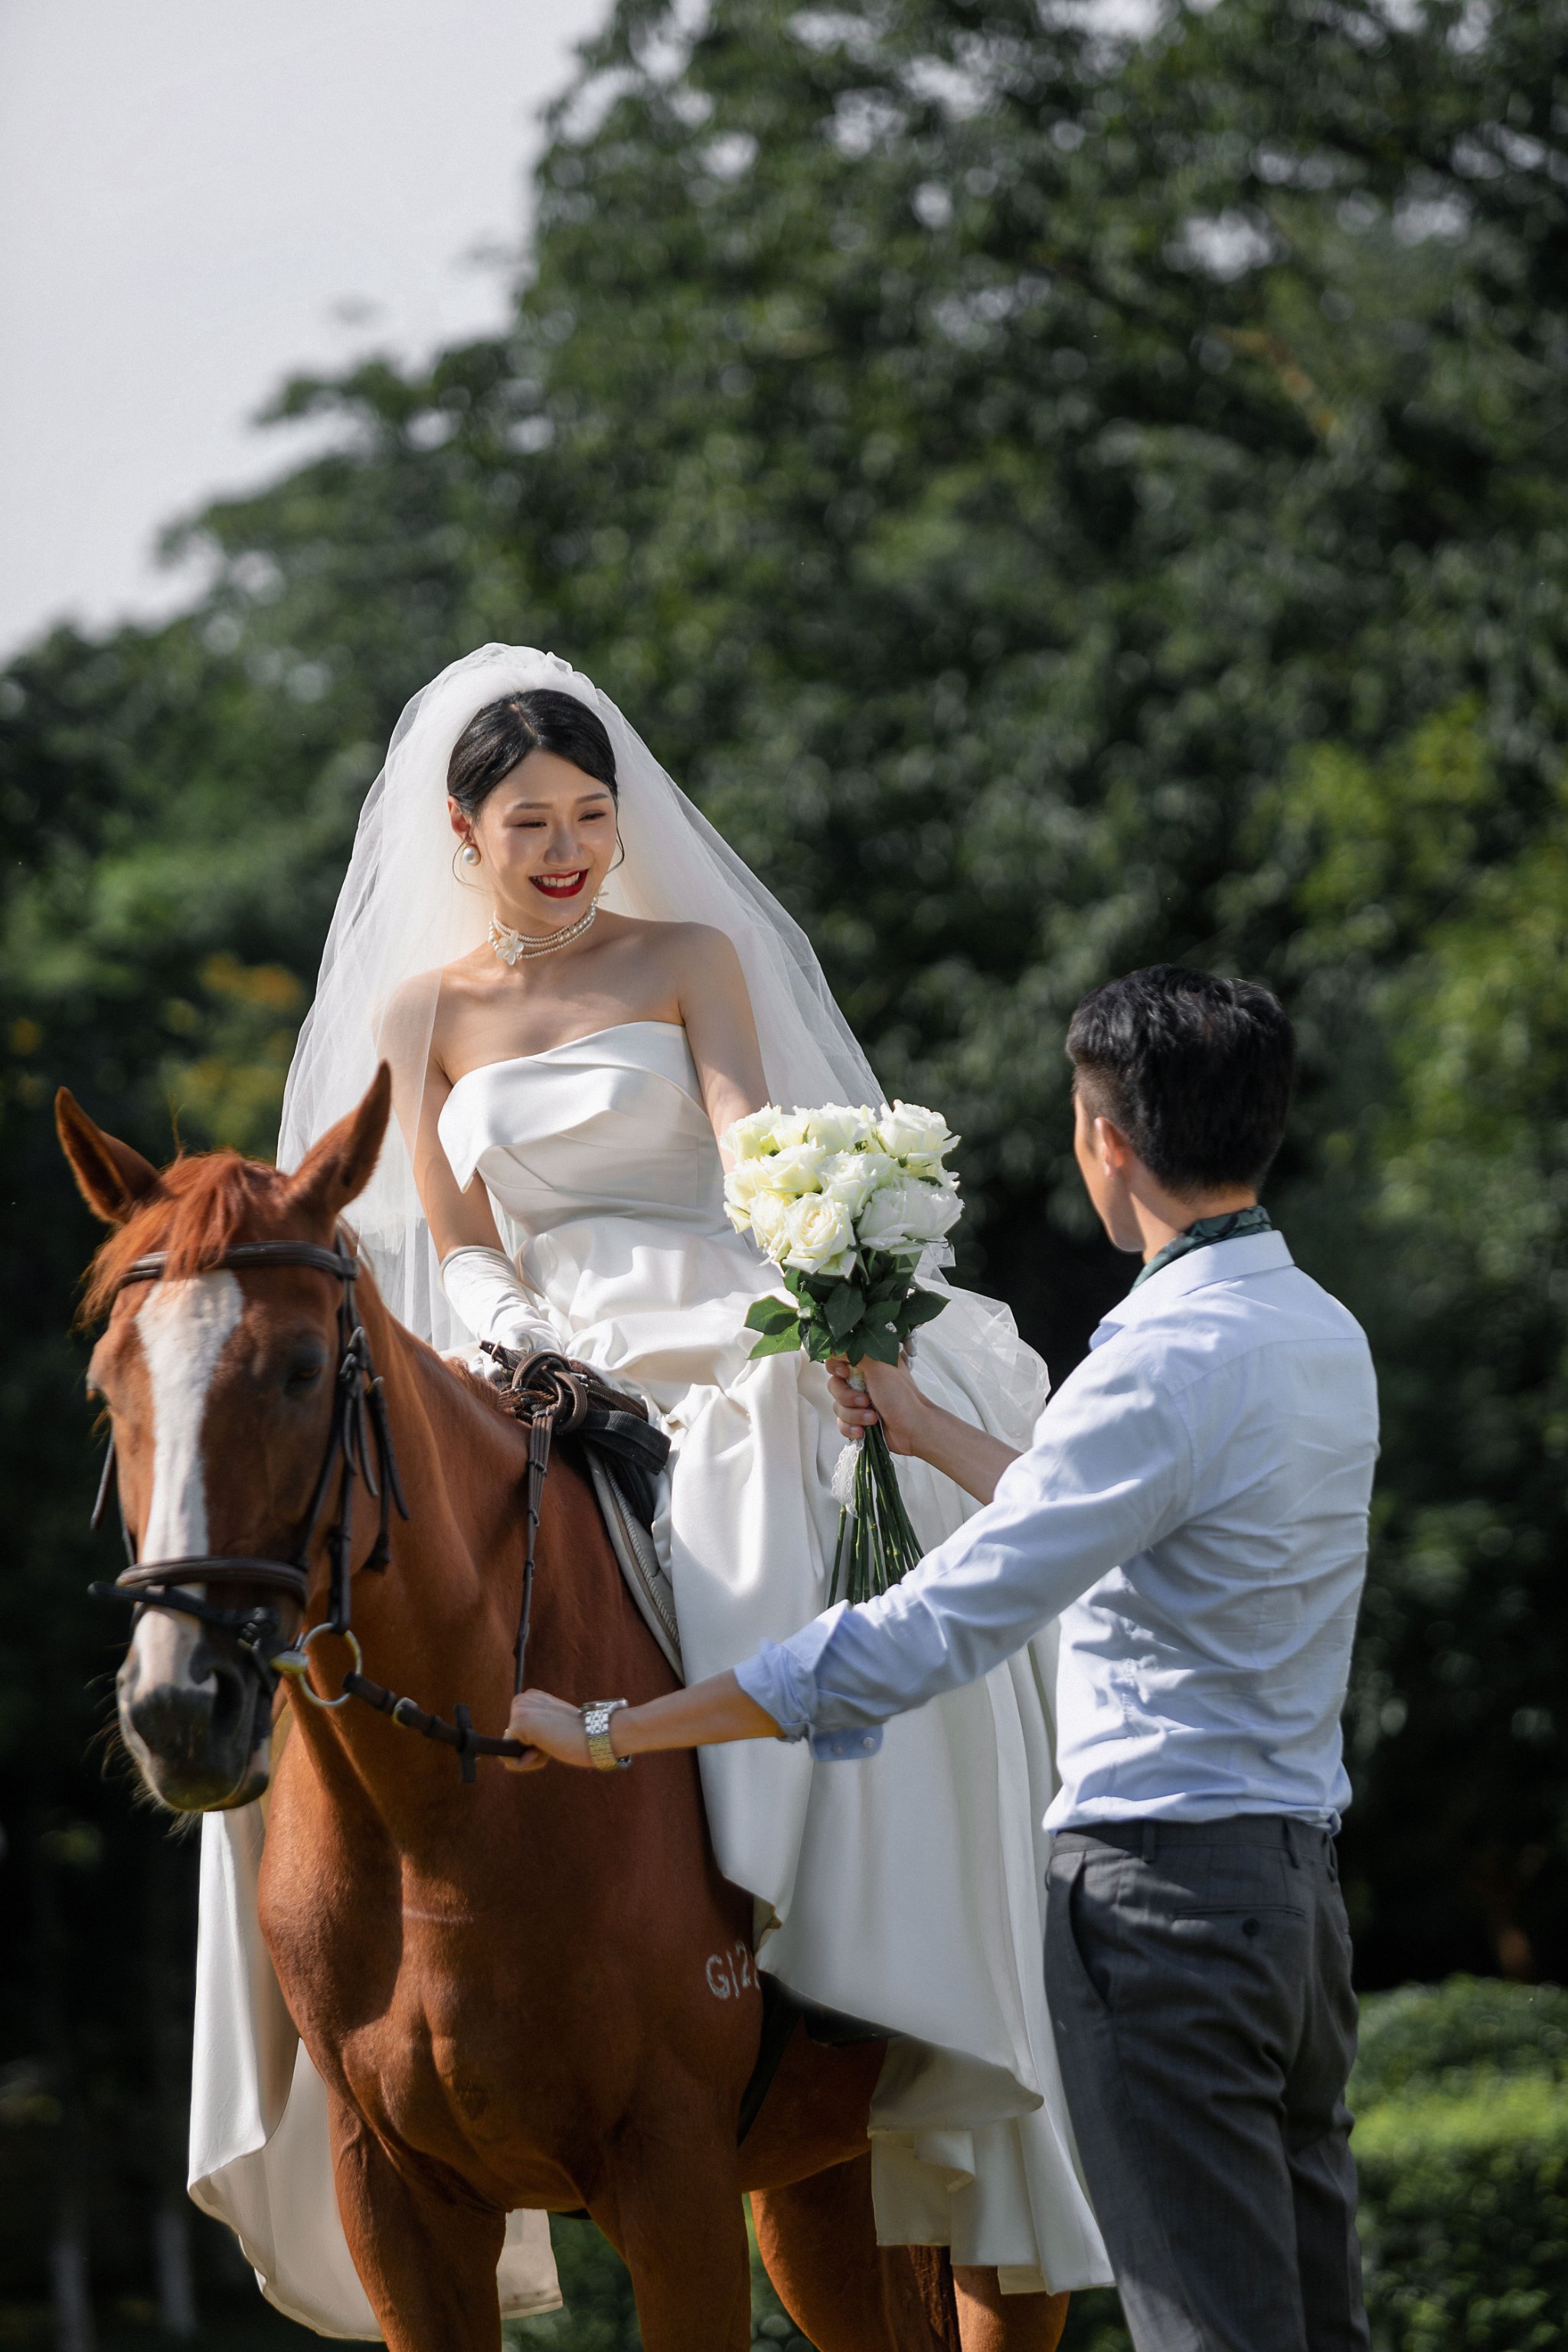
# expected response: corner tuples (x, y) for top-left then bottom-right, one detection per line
(286, 1063), (393, 1223)
(56, 1089), (163, 1225)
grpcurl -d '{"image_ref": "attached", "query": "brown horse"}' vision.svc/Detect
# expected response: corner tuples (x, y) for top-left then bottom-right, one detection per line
(59, 1070), (1069, 2352)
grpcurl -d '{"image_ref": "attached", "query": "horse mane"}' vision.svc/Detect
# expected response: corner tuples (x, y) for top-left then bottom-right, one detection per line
(83, 1151), (291, 1321)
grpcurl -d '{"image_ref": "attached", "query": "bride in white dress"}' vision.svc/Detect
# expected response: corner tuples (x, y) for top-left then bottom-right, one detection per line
(194, 644), (1107, 2335)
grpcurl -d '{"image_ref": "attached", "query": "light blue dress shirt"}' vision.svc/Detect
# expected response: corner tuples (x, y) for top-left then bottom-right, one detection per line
(735, 1233), (1379, 1831)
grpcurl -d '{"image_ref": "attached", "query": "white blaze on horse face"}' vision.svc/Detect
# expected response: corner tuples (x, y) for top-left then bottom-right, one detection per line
(125, 1272), (245, 1694)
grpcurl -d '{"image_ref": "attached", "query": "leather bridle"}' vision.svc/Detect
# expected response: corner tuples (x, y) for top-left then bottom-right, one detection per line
(89, 1233), (592, 1781)
(92, 1238), (396, 1672)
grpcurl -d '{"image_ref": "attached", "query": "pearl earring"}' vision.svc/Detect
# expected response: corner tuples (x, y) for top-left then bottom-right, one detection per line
(460, 842), (480, 867)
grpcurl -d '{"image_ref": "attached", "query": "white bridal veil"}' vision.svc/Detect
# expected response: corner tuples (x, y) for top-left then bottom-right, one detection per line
(278, 644), (883, 1348)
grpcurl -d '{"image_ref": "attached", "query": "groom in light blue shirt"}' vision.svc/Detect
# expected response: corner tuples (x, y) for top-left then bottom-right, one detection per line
(749, 1221), (1372, 1828)
(737, 967), (1379, 2352)
(518, 965), (1379, 2352)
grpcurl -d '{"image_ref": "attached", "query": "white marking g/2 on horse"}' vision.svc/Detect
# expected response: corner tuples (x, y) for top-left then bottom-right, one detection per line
(705, 1943), (756, 2001)
(116, 1272), (272, 1811)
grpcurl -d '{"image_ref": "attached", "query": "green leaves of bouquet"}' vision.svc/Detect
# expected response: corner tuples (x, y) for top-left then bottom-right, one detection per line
(743, 1259), (949, 1364)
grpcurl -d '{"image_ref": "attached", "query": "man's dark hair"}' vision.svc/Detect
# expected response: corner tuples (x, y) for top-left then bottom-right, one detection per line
(1066, 966), (1295, 1196)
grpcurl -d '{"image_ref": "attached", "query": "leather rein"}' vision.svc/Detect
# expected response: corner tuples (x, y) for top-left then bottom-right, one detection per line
(90, 1235), (589, 1782)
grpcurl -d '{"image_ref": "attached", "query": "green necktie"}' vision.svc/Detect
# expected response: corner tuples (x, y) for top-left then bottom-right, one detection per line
(1132, 1205), (1274, 1291)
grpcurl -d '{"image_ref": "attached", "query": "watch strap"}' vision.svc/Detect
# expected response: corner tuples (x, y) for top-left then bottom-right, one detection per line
(582, 1698), (631, 1771)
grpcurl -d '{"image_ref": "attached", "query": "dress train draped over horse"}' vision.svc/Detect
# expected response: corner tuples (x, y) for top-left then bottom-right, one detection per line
(190, 1018), (1109, 2330)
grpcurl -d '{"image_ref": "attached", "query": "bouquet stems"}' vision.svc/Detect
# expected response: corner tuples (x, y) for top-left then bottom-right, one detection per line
(829, 1419), (925, 1605)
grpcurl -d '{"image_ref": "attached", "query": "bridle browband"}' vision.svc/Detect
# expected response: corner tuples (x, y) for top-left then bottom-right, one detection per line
(89, 1233), (583, 1782)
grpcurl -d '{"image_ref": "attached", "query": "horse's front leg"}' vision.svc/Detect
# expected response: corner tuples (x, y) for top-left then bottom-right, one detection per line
(594, 2103), (753, 2352)
(328, 2094), (506, 2352)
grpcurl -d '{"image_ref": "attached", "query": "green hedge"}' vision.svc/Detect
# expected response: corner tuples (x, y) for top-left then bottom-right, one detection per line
(1352, 1979), (1568, 2352)
(1354, 1978), (1568, 2103)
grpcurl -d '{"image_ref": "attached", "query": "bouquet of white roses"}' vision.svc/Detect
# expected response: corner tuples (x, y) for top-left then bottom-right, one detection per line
(721, 1100), (962, 1603)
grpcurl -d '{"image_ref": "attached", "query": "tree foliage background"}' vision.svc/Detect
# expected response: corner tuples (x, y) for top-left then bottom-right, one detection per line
(3, 0), (1567, 2334)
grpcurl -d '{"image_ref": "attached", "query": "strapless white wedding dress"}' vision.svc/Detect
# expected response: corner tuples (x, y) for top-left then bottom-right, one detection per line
(435, 1022), (1108, 2293)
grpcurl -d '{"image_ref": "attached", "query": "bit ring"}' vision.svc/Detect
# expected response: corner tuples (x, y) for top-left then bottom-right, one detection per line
(275, 1623), (364, 1710)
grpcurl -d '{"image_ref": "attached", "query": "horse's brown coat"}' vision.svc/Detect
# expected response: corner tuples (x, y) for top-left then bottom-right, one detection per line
(60, 1076), (1068, 2352)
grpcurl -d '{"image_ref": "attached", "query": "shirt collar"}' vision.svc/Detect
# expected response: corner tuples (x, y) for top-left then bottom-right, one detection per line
(1131, 1204), (1274, 1290)
(1089, 1230), (1296, 1350)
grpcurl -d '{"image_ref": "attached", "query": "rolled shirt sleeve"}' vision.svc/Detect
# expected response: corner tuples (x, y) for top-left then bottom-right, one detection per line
(736, 1338), (1195, 1755)
(733, 1612), (851, 1743)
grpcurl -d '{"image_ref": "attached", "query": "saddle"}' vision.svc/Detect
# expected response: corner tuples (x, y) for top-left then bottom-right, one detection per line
(479, 1343), (683, 1676)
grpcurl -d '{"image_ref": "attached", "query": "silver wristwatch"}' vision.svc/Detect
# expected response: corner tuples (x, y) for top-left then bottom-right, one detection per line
(581, 1698), (631, 1771)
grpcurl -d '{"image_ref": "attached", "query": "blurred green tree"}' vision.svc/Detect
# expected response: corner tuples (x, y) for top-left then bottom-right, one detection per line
(5, 0), (1568, 2329)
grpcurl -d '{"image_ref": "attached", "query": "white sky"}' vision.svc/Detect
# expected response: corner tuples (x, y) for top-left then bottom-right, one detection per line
(0, 0), (609, 661)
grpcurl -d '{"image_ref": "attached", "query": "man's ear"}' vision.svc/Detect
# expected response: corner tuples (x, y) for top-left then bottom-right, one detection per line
(56, 1089), (163, 1225)
(1091, 1113), (1135, 1178)
(286, 1063), (393, 1224)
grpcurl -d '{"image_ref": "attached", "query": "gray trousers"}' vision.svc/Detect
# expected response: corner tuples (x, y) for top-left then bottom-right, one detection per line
(1045, 1816), (1368, 2352)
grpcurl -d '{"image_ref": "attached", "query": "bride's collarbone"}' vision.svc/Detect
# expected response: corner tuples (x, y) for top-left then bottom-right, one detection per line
(436, 999), (685, 1080)
(433, 923), (692, 1068)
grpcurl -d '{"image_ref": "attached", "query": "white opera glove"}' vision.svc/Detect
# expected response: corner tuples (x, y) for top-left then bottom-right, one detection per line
(439, 1245), (559, 1362)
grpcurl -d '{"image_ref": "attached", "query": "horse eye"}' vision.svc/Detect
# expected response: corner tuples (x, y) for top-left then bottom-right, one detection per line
(283, 1357), (326, 1396)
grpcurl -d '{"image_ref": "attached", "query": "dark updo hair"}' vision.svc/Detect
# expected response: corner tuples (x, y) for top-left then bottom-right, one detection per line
(446, 689), (618, 818)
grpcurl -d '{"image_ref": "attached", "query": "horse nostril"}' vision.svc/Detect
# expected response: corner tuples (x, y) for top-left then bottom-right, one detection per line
(126, 1681), (220, 1766)
(122, 1657), (265, 1811)
(205, 1655), (252, 1745)
(185, 1636), (223, 1693)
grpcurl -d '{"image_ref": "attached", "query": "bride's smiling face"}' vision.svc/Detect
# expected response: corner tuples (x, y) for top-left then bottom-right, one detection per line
(449, 750), (618, 933)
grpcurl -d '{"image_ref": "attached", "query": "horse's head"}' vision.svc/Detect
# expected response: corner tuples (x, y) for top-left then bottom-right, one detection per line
(57, 1070), (392, 1812)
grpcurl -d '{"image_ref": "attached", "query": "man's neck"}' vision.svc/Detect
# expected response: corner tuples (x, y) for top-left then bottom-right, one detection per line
(1131, 1187), (1259, 1263)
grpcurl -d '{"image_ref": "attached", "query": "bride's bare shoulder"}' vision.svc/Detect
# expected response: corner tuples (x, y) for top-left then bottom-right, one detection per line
(383, 959), (459, 1012)
(381, 956), (489, 1054)
(622, 917), (744, 977)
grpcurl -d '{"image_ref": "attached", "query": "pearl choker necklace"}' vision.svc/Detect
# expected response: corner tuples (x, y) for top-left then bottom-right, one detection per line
(488, 897), (600, 965)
